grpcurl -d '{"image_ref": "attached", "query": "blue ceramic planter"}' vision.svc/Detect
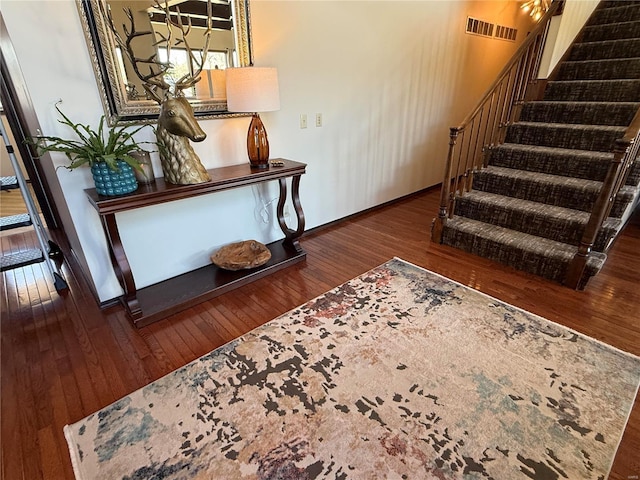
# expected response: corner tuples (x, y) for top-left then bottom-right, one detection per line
(91, 160), (138, 196)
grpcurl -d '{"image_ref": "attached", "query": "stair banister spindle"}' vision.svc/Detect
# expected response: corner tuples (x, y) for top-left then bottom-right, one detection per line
(482, 91), (498, 155)
(487, 89), (502, 150)
(479, 107), (490, 166)
(503, 58), (527, 139)
(603, 137), (639, 225)
(530, 21), (553, 85)
(509, 54), (529, 125)
(454, 0), (560, 132)
(500, 69), (516, 136)
(432, 127), (460, 243)
(489, 81), (507, 147)
(464, 118), (478, 192)
(432, 1), (560, 245)
(566, 109), (640, 288)
(513, 39), (541, 122)
(565, 143), (627, 289)
(475, 106), (490, 170)
(453, 129), (466, 196)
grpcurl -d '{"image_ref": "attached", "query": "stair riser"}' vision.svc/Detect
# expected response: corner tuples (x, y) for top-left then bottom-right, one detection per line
(588, 5), (640, 25)
(582, 21), (640, 42)
(454, 196), (615, 250)
(544, 81), (640, 103)
(520, 102), (638, 126)
(441, 225), (596, 287)
(569, 39), (640, 61)
(594, 232), (613, 252)
(505, 124), (624, 152)
(557, 59), (640, 81)
(472, 171), (633, 216)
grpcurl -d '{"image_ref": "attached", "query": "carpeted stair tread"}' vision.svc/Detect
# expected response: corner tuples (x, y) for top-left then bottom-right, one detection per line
(569, 38), (640, 61)
(520, 101), (639, 126)
(454, 190), (619, 249)
(473, 166), (601, 209)
(489, 144), (612, 180)
(505, 122), (626, 152)
(441, 216), (606, 286)
(582, 20), (640, 42)
(472, 166), (635, 217)
(587, 4), (640, 26)
(489, 143), (640, 186)
(0, 176), (18, 190)
(557, 58), (640, 81)
(599, 1), (640, 8)
(544, 80), (640, 103)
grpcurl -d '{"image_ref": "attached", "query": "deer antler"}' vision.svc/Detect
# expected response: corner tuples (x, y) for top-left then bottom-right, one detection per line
(101, 2), (170, 104)
(102, 0), (214, 100)
(158, 0), (212, 94)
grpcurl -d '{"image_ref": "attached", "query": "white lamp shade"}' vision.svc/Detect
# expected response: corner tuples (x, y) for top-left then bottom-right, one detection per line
(226, 67), (280, 113)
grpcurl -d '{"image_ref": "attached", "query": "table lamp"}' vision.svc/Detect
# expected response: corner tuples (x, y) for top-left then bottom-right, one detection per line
(226, 67), (280, 169)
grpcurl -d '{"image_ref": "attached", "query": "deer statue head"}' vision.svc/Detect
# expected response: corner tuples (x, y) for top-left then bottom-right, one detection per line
(104, 1), (212, 185)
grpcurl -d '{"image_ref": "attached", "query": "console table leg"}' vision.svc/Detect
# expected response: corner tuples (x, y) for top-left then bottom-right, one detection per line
(277, 176), (306, 253)
(102, 214), (142, 318)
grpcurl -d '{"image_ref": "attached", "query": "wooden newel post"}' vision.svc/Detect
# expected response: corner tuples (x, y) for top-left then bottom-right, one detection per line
(432, 127), (459, 243)
(565, 139), (628, 289)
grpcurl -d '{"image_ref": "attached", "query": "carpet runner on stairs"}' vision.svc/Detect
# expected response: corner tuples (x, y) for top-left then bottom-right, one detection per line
(441, 1), (640, 288)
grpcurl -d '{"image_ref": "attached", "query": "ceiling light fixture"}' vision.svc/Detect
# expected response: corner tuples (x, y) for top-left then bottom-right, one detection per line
(521, 0), (550, 21)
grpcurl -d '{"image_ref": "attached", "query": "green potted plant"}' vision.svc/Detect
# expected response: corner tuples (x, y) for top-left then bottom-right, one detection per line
(32, 102), (151, 196)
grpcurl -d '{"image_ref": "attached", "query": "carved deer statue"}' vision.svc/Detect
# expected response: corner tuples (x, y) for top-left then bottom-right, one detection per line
(104, 2), (211, 185)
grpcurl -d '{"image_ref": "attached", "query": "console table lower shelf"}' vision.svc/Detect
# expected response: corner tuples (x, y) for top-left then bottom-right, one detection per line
(132, 240), (305, 327)
(85, 159), (308, 327)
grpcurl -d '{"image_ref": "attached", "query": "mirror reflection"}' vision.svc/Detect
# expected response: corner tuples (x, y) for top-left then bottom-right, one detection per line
(77, 0), (252, 124)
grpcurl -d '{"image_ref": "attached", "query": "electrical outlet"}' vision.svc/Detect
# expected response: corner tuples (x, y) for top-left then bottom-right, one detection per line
(300, 114), (307, 129)
(315, 113), (322, 127)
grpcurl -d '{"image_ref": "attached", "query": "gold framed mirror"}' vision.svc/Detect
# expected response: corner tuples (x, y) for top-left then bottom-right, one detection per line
(76, 0), (253, 124)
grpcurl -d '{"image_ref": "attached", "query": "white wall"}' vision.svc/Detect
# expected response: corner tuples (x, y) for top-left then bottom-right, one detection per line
(540, 0), (599, 77)
(2, 0), (533, 303)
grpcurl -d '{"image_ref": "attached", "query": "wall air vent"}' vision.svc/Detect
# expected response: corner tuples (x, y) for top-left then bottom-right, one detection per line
(466, 17), (495, 38)
(495, 24), (518, 42)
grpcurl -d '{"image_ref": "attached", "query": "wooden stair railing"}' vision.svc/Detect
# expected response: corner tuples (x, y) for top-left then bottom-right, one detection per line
(565, 108), (640, 289)
(431, 1), (561, 243)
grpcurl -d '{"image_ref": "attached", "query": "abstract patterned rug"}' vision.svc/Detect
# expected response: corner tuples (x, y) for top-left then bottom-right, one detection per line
(65, 258), (640, 479)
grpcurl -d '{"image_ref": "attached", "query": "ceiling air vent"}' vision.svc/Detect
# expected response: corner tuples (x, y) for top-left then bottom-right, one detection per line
(466, 17), (495, 38)
(495, 24), (518, 42)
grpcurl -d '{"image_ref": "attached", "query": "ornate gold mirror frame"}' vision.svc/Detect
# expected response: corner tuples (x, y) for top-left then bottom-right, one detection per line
(76, 0), (253, 124)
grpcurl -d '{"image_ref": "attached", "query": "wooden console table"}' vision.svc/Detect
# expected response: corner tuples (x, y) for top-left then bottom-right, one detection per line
(85, 159), (306, 327)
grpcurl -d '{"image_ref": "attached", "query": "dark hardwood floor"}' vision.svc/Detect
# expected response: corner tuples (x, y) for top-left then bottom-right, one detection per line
(2, 187), (639, 479)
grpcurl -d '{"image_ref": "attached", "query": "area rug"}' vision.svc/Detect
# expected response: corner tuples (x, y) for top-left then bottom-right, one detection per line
(64, 258), (640, 479)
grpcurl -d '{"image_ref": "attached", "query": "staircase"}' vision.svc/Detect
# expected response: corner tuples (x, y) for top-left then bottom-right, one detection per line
(0, 117), (67, 291)
(435, 0), (640, 289)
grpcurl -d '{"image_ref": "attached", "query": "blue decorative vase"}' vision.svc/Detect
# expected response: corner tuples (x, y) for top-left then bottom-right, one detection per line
(91, 160), (138, 196)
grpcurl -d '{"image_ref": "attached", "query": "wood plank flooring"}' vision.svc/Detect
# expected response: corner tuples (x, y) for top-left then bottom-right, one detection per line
(1, 187), (639, 480)
(0, 184), (37, 217)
